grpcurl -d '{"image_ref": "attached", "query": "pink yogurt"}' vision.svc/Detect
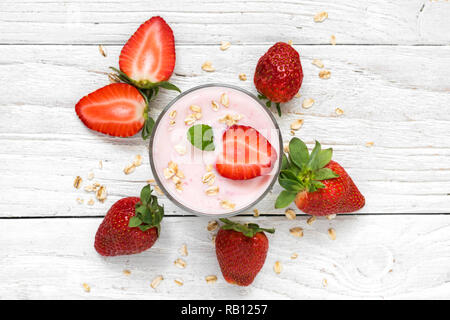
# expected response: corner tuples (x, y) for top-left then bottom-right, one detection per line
(150, 85), (281, 216)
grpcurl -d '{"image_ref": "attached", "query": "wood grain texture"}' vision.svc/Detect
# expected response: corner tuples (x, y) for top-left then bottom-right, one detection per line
(0, 0), (449, 45)
(1, 216), (449, 299)
(0, 44), (449, 216)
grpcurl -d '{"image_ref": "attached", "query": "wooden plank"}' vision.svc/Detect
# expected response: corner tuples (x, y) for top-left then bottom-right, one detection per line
(0, 0), (449, 45)
(0, 44), (449, 216)
(1, 216), (449, 299)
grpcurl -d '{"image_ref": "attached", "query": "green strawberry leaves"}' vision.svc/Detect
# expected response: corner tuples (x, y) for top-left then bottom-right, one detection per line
(129, 184), (164, 235)
(187, 124), (215, 151)
(275, 138), (339, 208)
(257, 94), (282, 117)
(219, 218), (275, 238)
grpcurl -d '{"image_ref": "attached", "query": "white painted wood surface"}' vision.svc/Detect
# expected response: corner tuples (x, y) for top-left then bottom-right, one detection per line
(0, 0), (449, 299)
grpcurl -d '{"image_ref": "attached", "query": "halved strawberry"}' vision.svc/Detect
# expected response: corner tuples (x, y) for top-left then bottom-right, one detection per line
(75, 83), (147, 138)
(216, 125), (277, 180)
(119, 16), (176, 87)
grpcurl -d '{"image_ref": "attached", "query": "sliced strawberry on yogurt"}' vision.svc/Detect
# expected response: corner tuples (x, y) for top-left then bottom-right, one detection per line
(216, 125), (277, 180)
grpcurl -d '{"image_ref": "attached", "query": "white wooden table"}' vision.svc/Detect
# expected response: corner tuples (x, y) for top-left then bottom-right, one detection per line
(1, 0), (450, 300)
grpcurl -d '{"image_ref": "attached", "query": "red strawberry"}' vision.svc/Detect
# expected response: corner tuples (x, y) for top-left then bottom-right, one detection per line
(215, 125), (278, 180)
(276, 138), (365, 216)
(215, 218), (274, 286)
(254, 42), (303, 115)
(75, 83), (148, 138)
(119, 16), (176, 86)
(94, 185), (164, 256)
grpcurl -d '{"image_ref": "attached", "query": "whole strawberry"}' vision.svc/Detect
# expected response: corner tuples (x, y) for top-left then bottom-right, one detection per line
(254, 42), (303, 116)
(94, 185), (164, 256)
(275, 138), (365, 215)
(215, 218), (275, 286)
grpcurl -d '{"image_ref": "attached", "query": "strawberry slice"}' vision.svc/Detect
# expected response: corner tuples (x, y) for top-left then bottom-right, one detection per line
(75, 83), (147, 137)
(216, 125), (277, 180)
(119, 16), (176, 86)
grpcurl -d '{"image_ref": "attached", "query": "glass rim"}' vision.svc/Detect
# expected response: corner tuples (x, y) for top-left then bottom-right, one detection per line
(148, 83), (283, 218)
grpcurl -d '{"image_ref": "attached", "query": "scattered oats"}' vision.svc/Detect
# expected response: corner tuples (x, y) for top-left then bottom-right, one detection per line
(184, 114), (197, 125)
(312, 59), (324, 68)
(205, 185), (219, 196)
(219, 114), (242, 126)
(154, 185), (164, 195)
(190, 105), (202, 113)
(176, 170), (185, 179)
(76, 197), (84, 204)
(314, 11), (328, 23)
(87, 198), (95, 206)
(288, 39), (293, 45)
(290, 130), (296, 136)
(285, 208), (296, 220)
(172, 176), (181, 185)
(202, 172), (216, 185)
(98, 160), (103, 169)
(123, 270), (131, 276)
(194, 112), (202, 120)
(133, 155), (143, 167)
(253, 209), (260, 217)
(307, 216), (316, 225)
(164, 167), (175, 179)
(180, 244), (188, 257)
(169, 109), (178, 119)
(206, 164), (213, 172)
(168, 161), (178, 172)
(290, 119), (304, 130)
(147, 179), (156, 184)
(335, 108), (344, 116)
(207, 220), (219, 232)
(322, 278), (328, 287)
(174, 279), (184, 286)
(290, 227), (304, 238)
(283, 142), (290, 153)
(365, 142), (374, 147)
(98, 45), (107, 57)
(169, 120), (176, 126)
(220, 200), (236, 210)
(84, 184), (96, 192)
(82, 283), (91, 293)
(87, 172), (94, 180)
(330, 35), (336, 45)
(328, 228), (336, 240)
(96, 185), (107, 202)
(211, 100), (220, 111)
(93, 182), (101, 188)
(295, 92), (302, 98)
(202, 61), (215, 72)
(326, 214), (336, 220)
(302, 98), (315, 109)
(174, 144), (187, 155)
(319, 70), (331, 79)
(211, 234), (217, 245)
(273, 261), (282, 274)
(174, 258), (187, 269)
(150, 275), (163, 289)
(175, 183), (183, 193)
(220, 41), (231, 51)
(123, 163), (136, 175)
(73, 176), (83, 189)
(205, 275), (218, 284)
(291, 253), (298, 260)
(239, 73), (247, 81)
(220, 93), (229, 107)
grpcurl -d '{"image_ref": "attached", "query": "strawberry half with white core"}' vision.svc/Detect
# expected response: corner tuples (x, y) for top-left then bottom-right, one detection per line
(75, 83), (150, 138)
(275, 138), (365, 215)
(112, 16), (178, 93)
(216, 125), (277, 180)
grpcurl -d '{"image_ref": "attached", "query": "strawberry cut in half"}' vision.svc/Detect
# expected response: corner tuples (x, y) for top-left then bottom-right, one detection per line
(117, 16), (176, 89)
(75, 83), (150, 138)
(216, 125), (278, 180)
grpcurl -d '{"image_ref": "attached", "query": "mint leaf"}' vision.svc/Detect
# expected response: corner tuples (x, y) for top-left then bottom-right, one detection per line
(275, 191), (297, 208)
(314, 168), (339, 181)
(129, 216), (142, 228)
(289, 138), (309, 169)
(187, 124), (215, 151)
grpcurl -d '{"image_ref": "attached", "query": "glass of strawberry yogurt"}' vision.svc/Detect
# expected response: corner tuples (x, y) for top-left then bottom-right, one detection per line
(149, 84), (282, 217)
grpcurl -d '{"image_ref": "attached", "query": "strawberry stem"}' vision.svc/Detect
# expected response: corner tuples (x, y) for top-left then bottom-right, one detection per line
(128, 184), (164, 235)
(219, 218), (275, 238)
